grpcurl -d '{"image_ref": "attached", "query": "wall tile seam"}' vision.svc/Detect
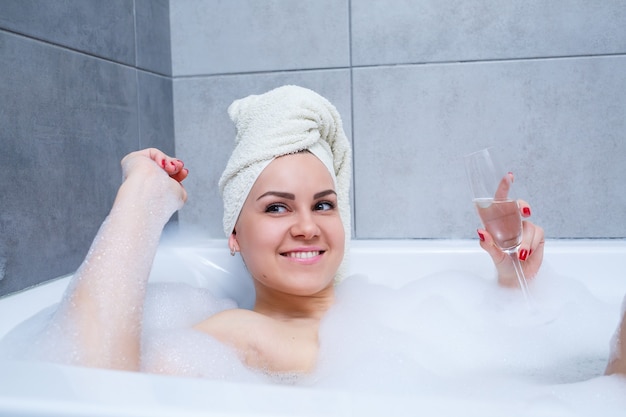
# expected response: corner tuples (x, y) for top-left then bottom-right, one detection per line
(132, 0), (142, 150)
(350, 52), (626, 69)
(132, 0), (140, 76)
(348, 0), (357, 239)
(169, 66), (354, 80)
(0, 27), (170, 78)
(167, 52), (626, 80)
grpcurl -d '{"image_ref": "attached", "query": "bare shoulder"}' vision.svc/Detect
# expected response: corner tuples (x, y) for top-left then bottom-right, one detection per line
(193, 309), (319, 373)
(194, 308), (268, 339)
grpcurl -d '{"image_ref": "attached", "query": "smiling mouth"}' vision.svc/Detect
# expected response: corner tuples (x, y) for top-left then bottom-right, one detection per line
(282, 251), (324, 259)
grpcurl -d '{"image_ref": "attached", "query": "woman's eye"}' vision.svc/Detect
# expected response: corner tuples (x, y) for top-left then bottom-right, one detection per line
(265, 204), (287, 213)
(314, 201), (335, 211)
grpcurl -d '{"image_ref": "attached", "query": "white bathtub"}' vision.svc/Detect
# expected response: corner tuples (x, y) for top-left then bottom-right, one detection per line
(1, 239), (625, 417)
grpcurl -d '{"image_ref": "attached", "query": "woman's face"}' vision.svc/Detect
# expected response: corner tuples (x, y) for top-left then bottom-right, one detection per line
(231, 152), (345, 297)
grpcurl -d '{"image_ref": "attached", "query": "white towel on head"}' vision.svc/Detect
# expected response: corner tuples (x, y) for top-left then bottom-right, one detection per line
(218, 85), (352, 281)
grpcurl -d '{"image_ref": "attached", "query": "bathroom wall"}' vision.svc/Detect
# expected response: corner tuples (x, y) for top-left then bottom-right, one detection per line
(1, 0), (625, 296)
(171, 0), (626, 241)
(0, 0), (174, 295)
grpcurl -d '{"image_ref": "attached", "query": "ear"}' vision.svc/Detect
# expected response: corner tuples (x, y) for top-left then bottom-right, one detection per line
(228, 232), (239, 252)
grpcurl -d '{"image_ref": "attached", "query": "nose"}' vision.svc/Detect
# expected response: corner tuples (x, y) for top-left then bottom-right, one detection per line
(290, 212), (321, 240)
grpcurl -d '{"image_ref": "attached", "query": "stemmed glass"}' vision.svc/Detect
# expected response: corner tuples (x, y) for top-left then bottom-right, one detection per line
(464, 148), (532, 304)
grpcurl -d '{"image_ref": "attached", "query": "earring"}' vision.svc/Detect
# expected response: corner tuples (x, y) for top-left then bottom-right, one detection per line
(230, 247), (236, 256)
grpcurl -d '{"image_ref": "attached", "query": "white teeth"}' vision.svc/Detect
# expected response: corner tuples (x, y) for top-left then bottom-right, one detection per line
(286, 251), (320, 259)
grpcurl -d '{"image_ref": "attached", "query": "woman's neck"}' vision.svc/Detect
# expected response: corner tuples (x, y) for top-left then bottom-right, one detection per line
(252, 284), (335, 322)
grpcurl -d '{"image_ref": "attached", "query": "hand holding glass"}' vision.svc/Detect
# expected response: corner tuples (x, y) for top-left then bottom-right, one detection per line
(464, 149), (532, 303)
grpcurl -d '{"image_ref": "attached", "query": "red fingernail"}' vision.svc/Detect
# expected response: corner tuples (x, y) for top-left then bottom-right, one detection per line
(519, 249), (528, 261)
(477, 230), (485, 242)
(161, 159), (166, 168)
(523, 207), (531, 216)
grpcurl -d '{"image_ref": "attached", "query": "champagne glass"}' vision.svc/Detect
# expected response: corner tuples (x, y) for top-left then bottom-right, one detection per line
(464, 148), (532, 304)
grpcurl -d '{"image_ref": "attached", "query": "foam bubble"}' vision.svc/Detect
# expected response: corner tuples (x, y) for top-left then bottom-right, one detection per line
(310, 269), (619, 398)
(139, 282), (262, 381)
(0, 303), (81, 364)
(142, 282), (237, 330)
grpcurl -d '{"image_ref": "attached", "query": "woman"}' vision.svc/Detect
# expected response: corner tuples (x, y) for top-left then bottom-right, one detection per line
(40, 86), (625, 376)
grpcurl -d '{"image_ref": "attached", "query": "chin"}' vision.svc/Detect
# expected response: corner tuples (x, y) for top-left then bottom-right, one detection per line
(285, 275), (335, 296)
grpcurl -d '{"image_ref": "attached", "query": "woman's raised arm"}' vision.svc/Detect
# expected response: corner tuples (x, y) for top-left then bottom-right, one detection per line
(52, 148), (188, 371)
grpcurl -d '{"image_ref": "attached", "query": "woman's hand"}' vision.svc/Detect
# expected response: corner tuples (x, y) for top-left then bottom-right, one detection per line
(477, 199), (545, 287)
(120, 148), (189, 206)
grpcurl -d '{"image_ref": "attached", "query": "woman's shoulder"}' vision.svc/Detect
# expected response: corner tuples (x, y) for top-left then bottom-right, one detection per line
(195, 308), (263, 327)
(193, 309), (318, 373)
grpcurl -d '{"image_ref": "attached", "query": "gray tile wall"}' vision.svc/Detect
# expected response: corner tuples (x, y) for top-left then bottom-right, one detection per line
(351, 1), (626, 65)
(0, 1), (174, 295)
(172, 0), (626, 240)
(0, 0), (136, 64)
(170, 0), (350, 76)
(136, 0), (172, 76)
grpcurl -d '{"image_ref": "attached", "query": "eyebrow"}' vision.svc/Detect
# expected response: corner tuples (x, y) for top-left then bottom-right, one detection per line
(257, 191), (295, 201)
(256, 189), (336, 201)
(313, 189), (337, 200)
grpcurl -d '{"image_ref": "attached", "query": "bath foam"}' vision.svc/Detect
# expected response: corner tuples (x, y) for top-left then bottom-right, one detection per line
(607, 296), (626, 364)
(140, 282), (259, 381)
(9, 268), (612, 389)
(1, 238), (626, 416)
(0, 303), (76, 364)
(312, 271), (616, 397)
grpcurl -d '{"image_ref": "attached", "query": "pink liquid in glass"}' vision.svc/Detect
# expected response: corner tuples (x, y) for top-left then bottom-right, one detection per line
(474, 198), (522, 251)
